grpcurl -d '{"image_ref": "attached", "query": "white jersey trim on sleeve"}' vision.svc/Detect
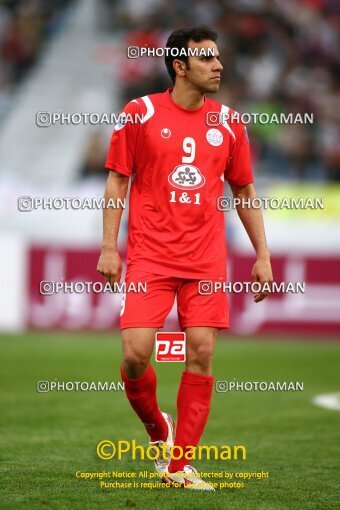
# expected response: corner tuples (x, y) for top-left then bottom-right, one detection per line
(140, 95), (155, 123)
(220, 104), (236, 140)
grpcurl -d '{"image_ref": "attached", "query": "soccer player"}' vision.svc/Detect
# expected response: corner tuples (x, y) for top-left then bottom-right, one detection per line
(97, 25), (273, 490)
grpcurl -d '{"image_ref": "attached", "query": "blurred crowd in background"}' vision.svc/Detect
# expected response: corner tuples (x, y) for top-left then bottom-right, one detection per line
(0, 0), (74, 122)
(1, 0), (339, 181)
(111, 0), (340, 182)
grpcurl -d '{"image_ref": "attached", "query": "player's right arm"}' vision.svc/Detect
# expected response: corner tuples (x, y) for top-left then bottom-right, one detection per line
(97, 171), (129, 286)
(97, 99), (142, 285)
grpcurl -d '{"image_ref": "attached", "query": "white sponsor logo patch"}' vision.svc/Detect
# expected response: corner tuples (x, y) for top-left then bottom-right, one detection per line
(206, 128), (223, 146)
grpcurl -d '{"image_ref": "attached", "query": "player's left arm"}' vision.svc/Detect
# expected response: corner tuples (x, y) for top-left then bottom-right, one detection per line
(230, 182), (273, 302)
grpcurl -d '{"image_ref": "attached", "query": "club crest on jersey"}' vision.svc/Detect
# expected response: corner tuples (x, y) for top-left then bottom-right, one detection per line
(161, 128), (171, 138)
(206, 128), (223, 146)
(168, 164), (206, 190)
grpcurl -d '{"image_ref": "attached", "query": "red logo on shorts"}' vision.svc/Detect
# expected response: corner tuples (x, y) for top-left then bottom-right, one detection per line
(155, 332), (186, 362)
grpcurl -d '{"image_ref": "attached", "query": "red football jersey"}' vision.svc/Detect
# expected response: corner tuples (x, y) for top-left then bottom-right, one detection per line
(105, 88), (254, 278)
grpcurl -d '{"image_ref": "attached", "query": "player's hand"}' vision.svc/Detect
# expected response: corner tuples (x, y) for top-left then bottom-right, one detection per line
(251, 257), (273, 303)
(97, 250), (122, 288)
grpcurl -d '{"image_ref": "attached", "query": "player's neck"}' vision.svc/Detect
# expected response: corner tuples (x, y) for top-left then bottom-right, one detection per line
(170, 84), (205, 111)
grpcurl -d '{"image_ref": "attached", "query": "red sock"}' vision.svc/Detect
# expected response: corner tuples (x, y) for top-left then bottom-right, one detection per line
(168, 370), (214, 473)
(120, 363), (167, 442)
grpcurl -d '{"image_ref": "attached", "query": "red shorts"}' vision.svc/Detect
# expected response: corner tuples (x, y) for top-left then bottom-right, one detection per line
(120, 269), (229, 330)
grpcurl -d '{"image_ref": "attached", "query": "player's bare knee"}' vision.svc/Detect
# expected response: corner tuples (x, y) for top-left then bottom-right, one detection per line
(123, 353), (149, 378)
(188, 339), (214, 359)
(186, 345), (213, 373)
(122, 341), (149, 377)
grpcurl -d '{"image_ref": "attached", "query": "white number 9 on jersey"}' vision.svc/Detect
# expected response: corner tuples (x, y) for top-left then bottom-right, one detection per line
(182, 137), (196, 163)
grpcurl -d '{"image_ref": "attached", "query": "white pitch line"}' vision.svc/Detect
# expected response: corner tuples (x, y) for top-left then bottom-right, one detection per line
(313, 393), (340, 411)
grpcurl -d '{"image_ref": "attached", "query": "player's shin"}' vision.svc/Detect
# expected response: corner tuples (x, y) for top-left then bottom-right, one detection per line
(168, 370), (214, 473)
(120, 363), (168, 442)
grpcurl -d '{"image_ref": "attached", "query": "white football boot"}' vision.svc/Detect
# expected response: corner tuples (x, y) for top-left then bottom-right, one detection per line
(163, 465), (215, 491)
(148, 412), (175, 474)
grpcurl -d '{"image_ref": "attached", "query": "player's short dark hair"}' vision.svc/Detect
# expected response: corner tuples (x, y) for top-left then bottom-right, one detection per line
(165, 25), (218, 83)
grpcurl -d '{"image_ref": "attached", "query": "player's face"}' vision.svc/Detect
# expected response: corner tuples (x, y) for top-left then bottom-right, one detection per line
(184, 39), (223, 93)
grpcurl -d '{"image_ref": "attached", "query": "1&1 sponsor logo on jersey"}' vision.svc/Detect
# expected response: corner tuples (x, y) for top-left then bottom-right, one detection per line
(155, 332), (186, 362)
(168, 164), (206, 190)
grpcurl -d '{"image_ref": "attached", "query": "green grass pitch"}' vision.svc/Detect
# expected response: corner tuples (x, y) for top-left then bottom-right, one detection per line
(0, 333), (339, 510)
